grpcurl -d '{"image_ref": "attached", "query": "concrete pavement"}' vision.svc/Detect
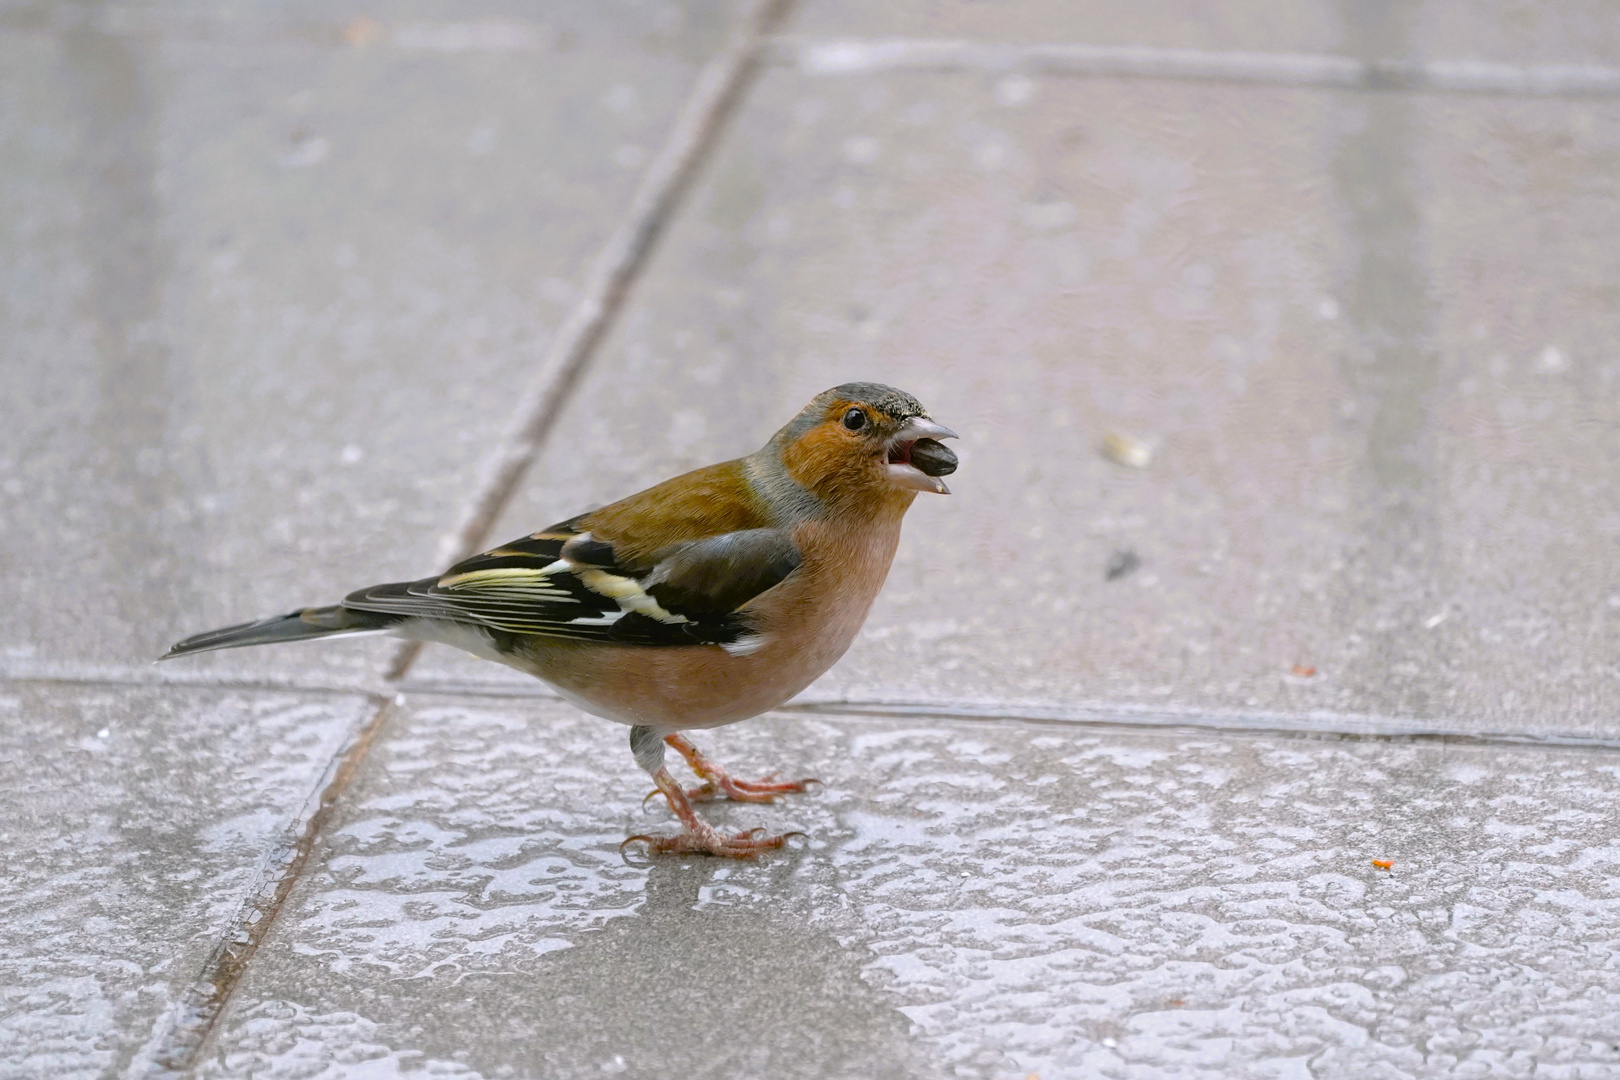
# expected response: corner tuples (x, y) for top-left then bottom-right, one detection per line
(3, 1), (1618, 1077)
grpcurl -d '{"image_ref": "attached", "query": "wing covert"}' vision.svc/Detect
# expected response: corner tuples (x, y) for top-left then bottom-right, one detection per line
(340, 521), (800, 649)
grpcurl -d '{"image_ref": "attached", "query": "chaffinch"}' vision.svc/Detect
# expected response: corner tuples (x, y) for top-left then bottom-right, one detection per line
(165, 382), (958, 857)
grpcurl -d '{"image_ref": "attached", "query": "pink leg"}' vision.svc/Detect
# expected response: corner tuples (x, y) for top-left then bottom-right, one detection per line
(623, 768), (798, 858)
(664, 733), (819, 804)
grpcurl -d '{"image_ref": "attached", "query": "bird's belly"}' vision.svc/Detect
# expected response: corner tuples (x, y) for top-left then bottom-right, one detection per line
(514, 621), (854, 731)
(508, 514), (900, 732)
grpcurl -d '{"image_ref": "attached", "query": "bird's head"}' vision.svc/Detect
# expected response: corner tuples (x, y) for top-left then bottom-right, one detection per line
(768, 382), (958, 509)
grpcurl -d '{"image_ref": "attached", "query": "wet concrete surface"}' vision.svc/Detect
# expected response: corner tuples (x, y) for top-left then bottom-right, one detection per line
(417, 57), (1620, 738)
(0, 684), (371, 1078)
(0, 2), (732, 679)
(3, 0), (1619, 1076)
(204, 697), (1620, 1079)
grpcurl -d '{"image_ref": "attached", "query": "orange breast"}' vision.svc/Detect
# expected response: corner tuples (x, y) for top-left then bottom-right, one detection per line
(512, 510), (908, 731)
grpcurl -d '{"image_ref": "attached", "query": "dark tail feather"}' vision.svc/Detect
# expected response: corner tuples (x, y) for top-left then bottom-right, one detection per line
(160, 605), (403, 660)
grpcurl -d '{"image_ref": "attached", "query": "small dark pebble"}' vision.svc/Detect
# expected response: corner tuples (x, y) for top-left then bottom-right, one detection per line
(910, 438), (957, 477)
(1105, 549), (1140, 581)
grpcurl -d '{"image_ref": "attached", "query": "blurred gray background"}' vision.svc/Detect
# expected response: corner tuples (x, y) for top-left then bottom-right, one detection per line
(2, 1), (1618, 1077)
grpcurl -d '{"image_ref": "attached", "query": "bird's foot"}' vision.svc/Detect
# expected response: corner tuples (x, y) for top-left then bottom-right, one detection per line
(665, 733), (819, 804)
(621, 824), (801, 858)
(686, 773), (819, 804)
(628, 763), (805, 858)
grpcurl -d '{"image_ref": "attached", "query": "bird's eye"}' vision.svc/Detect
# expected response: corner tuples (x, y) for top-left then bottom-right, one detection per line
(843, 408), (868, 432)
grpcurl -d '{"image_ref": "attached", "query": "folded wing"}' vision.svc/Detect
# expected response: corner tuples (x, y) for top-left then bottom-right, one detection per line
(341, 521), (800, 650)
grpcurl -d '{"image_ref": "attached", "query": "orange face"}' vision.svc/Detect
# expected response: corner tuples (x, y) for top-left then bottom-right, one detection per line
(780, 399), (882, 494)
(779, 388), (957, 505)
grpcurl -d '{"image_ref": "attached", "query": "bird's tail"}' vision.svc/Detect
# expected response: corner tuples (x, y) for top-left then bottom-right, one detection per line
(161, 605), (403, 659)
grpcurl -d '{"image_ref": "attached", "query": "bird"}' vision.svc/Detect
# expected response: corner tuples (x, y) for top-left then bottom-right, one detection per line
(163, 382), (958, 857)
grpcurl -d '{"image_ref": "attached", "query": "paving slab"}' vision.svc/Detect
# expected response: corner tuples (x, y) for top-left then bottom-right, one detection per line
(0, 682), (373, 1079)
(788, 0), (1620, 67)
(202, 696), (1620, 1078)
(0, 2), (732, 681)
(402, 62), (1620, 739)
(1408, 1), (1620, 66)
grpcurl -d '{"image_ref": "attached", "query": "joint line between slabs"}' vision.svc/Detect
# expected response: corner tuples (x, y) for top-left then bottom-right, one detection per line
(0, 660), (384, 698)
(787, 702), (1620, 755)
(772, 36), (1620, 98)
(131, 0), (798, 1072)
(7, 663), (1614, 755)
(127, 692), (397, 1078)
(391, 678), (1620, 755)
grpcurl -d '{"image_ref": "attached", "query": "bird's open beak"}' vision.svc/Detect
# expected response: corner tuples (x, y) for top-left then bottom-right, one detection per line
(885, 417), (959, 495)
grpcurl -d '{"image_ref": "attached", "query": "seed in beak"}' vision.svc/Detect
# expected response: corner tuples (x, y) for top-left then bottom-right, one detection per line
(909, 438), (957, 477)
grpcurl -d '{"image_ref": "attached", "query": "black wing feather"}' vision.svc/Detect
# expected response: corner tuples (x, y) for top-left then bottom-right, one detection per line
(338, 521), (800, 648)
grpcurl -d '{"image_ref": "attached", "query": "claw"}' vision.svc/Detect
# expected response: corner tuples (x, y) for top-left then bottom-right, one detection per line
(621, 825), (793, 858)
(641, 790), (664, 812)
